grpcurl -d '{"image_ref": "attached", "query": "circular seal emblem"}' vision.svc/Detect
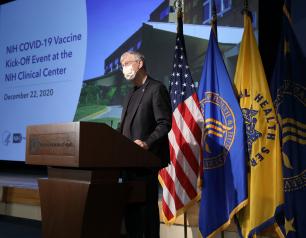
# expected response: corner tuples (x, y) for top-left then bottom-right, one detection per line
(200, 92), (236, 169)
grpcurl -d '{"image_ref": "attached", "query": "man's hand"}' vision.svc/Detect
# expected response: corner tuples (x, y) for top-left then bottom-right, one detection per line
(134, 139), (149, 150)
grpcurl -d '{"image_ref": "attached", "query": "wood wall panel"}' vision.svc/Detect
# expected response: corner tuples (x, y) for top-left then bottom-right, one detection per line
(2, 187), (40, 206)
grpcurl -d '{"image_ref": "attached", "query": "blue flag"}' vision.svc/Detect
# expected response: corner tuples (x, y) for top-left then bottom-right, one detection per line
(270, 1), (306, 237)
(197, 29), (248, 237)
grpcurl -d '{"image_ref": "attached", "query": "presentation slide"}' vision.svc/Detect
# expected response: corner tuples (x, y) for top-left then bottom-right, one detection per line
(0, 0), (87, 161)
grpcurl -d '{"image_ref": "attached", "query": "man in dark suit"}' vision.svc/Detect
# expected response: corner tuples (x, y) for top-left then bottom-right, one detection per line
(119, 51), (172, 238)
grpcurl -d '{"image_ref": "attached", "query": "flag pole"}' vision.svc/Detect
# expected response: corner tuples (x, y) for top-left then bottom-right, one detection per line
(212, 6), (223, 237)
(242, 0), (252, 21)
(184, 212), (188, 238)
(211, 5), (223, 238)
(174, 1), (188, 238)
(211, 0), (218, 40)
(244, 0), (248, 12)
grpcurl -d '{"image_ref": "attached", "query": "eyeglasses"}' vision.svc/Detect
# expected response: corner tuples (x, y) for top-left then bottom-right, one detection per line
(119, 60), (139, 71)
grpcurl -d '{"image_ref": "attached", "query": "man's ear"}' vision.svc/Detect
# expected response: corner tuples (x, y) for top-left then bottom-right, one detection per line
(139, 60), (144, 69)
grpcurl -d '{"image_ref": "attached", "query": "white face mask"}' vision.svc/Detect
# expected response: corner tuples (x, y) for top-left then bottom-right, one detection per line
(122, 65), (136, 81)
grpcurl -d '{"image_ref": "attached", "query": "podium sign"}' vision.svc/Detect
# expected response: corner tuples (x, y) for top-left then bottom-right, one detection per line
(26, 121), (160, 168)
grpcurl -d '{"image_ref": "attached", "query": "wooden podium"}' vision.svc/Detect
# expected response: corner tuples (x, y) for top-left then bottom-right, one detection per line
(26, 122), (161, 238)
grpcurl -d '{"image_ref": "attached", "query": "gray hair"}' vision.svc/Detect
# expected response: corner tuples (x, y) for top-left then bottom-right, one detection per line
(120, 51), (146, 69)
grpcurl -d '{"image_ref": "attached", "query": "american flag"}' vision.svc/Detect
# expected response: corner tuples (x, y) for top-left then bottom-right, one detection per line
(158, 15), (203, 223)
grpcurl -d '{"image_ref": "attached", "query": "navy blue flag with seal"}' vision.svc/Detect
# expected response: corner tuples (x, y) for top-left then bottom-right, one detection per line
(270, 1), (306, 237)
(197, 22), (248, 238)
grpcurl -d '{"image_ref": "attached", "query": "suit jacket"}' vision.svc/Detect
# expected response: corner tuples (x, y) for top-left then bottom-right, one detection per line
(119, 77), (172, 168)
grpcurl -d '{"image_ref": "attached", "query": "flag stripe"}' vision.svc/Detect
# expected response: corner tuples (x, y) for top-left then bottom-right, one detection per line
(282, 135), (306, 144)
(172, 108), (201, 175)
(178, 97), (203, 149)
(282, 118), (306, 129)
(161, 196), (175, 221)
(205, 118), (234, 130)
(164, 164), (192, 210)
(160, 168), (181, 218)
(282, 127), (306, 137)
(205, 124), (226, 133)
(186, 93), (204, 138)
(168, 130), (198, 197)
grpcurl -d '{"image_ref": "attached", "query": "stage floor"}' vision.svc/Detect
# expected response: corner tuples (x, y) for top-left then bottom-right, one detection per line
(0, 215), (41, 238)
